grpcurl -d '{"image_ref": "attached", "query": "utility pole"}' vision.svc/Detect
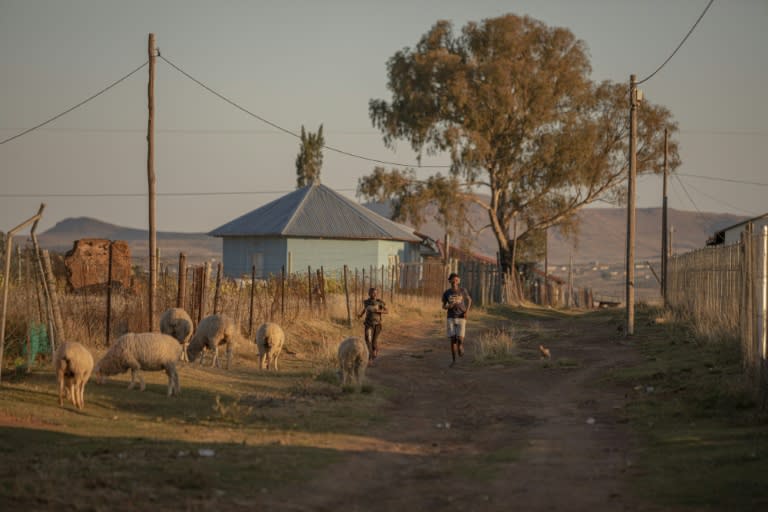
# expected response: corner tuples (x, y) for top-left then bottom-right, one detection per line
(661, 128), (669, 307)
(147, 33), (157, 331)
(626, 74), (640, 335)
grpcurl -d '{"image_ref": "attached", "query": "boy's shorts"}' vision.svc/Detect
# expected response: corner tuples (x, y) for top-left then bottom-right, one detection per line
(446, 318), (466, 338)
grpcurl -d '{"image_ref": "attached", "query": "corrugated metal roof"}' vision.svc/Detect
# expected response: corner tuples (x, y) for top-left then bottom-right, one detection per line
(209, 183), (421, 242)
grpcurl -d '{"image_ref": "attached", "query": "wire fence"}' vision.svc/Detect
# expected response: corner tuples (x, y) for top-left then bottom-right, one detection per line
(0, 244), (597, 376)
(667, 225), (768, 400)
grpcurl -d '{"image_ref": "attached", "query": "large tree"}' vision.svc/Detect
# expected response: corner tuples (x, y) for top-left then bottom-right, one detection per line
(296, 124), (325, 188)
(360, 14), (680, 270)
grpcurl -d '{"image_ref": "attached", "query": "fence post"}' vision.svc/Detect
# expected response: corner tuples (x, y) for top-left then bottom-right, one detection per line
(177, 253), (187, 309)
(280, 265), (285, 324)
(758, 226), (767, 363)
(213, 261), (223, 315)
(105, 241), (113, 346)
(343, 265), (351, 327)
(248, 265), (256, 337)
(307, 265), (313, 310)
(42, 250), (65, 346)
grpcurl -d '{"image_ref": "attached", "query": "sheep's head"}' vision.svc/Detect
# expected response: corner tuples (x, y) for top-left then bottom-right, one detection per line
(185, 343), (201, 363)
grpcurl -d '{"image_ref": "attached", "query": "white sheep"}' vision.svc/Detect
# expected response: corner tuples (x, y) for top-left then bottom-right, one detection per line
(337, 336), (369, 389)
(159, 307), (194, 362)
(94, 332), (181, 396)
(186, 314), (240, 369)
(255, 322), (285, 371)
(54, 341), (94, 410)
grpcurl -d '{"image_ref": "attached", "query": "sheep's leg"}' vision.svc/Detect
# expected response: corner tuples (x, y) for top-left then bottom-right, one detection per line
(165, 364), (179, 396)
(180, 343), (188, 363)
(57, 369), (65, 407)
(75, 379), (84, 409)
(273, 351), (280, 371)
(225, 342), (232, 370)
(258, 351), (266, 370)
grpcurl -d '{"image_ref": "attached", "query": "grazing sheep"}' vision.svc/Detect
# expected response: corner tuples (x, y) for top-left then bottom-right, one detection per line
(159, 308), (194, 362)
(337, 336), (369, 388)
(54, 341), (94, 410)
(186, 314), (240, 369)
(255, 322), (285, 371)
(94, 333), (181, 396)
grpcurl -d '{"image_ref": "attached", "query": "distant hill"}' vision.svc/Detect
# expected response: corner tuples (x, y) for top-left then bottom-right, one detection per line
(36, 217), (221, 266)
(28, 207), (748, 269)
(366, 202), (748, 264)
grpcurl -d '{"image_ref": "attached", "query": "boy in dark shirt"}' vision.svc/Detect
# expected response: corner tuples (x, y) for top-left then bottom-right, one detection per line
(358, 287), (388, 364)
(442, 273), (472, 367)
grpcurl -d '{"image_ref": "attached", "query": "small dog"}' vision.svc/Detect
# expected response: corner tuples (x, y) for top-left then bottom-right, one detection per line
(539, 345), (551, 360)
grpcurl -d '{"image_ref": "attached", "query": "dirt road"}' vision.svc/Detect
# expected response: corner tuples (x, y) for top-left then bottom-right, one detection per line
(267, 311), (658, 512)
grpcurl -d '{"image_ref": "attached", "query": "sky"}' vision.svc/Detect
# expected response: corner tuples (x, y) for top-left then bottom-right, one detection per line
(1, 0), (766, 234)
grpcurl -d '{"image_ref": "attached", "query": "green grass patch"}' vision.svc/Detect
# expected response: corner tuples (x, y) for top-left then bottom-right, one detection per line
(607, 307), (768, 510)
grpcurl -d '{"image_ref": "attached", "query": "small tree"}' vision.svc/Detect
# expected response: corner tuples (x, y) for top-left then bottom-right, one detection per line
(296, 124), (325, 188)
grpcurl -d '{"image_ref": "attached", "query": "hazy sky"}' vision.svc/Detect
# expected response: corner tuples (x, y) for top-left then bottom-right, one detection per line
(1, 0), (766, 234)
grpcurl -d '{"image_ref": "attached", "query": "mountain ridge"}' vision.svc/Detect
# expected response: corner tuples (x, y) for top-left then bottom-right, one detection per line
(29, 208), (749, 267)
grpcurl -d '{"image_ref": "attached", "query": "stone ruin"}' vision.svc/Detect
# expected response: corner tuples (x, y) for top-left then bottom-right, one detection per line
(64, 239), (132, 291)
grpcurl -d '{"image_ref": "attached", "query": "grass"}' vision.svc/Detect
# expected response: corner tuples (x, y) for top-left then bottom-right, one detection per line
(607, 306), (768, 510)
(0, 347), (389, 509)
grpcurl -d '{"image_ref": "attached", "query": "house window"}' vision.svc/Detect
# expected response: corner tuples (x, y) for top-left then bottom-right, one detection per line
(251, 253), (264, 278)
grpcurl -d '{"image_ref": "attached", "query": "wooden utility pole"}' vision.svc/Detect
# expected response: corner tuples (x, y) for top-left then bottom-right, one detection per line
(626, 74), (639, 335)
(147, 33), (158, 331)
(661, 128), (669, 307)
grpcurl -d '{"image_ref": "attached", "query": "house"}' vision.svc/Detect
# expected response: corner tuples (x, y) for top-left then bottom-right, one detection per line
(209, 183), (423, 278)
(707, 212), (768, 246)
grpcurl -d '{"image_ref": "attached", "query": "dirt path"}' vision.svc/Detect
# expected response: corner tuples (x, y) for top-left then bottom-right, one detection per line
(266, 312), (660, 512)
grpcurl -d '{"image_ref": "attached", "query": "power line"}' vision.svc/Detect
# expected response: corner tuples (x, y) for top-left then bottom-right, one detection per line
(676, 176), (759, 216)
(679, 129), (768, 137)
(158, 54), (449, 170)
(0, 61), (149, 145)
(676, 172), (768, 187)
(637, 0), (715, 85)
(0, 188), (357, 198)
(671, 175), (718, 234)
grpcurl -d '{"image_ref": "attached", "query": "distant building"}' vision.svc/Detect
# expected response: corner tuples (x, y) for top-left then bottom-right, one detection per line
(707, 212), (768, 246)
(209, 183), (423, 278)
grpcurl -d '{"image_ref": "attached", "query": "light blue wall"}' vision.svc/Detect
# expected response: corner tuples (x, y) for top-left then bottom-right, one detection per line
(222, 237), (286, 278)
(221, 237), (422, 278)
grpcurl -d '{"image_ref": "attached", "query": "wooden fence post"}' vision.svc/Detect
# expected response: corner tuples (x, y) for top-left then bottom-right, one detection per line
(307, 265), (313, 310)
(249, 265), (256, 337)
(105, 241), (113, 346)
(213, 261), (223, 315)
(343, 265), (351, 327)
(42, 250), (65, 346)
(177, 253), (187, 309)
(280, 265), (285, 324)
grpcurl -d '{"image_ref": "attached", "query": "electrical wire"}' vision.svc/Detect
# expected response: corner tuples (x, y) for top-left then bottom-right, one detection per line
(159, 55), (449, 170)
(676, 177), (758, 216)
(675, 172), (768, 187)
(637, 0), (715, 85)
(0, 61), (149, 145)
(0, 188), (357, 198)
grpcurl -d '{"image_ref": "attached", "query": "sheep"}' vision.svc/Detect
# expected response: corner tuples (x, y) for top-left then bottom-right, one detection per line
(337, 336), (369, 389)
(186, 314), (241, 369)
(54, 341), (94, 410)
(255, 322), (285, 370)
(159, 307), (194, 362)
(94, 332), (181, 396)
